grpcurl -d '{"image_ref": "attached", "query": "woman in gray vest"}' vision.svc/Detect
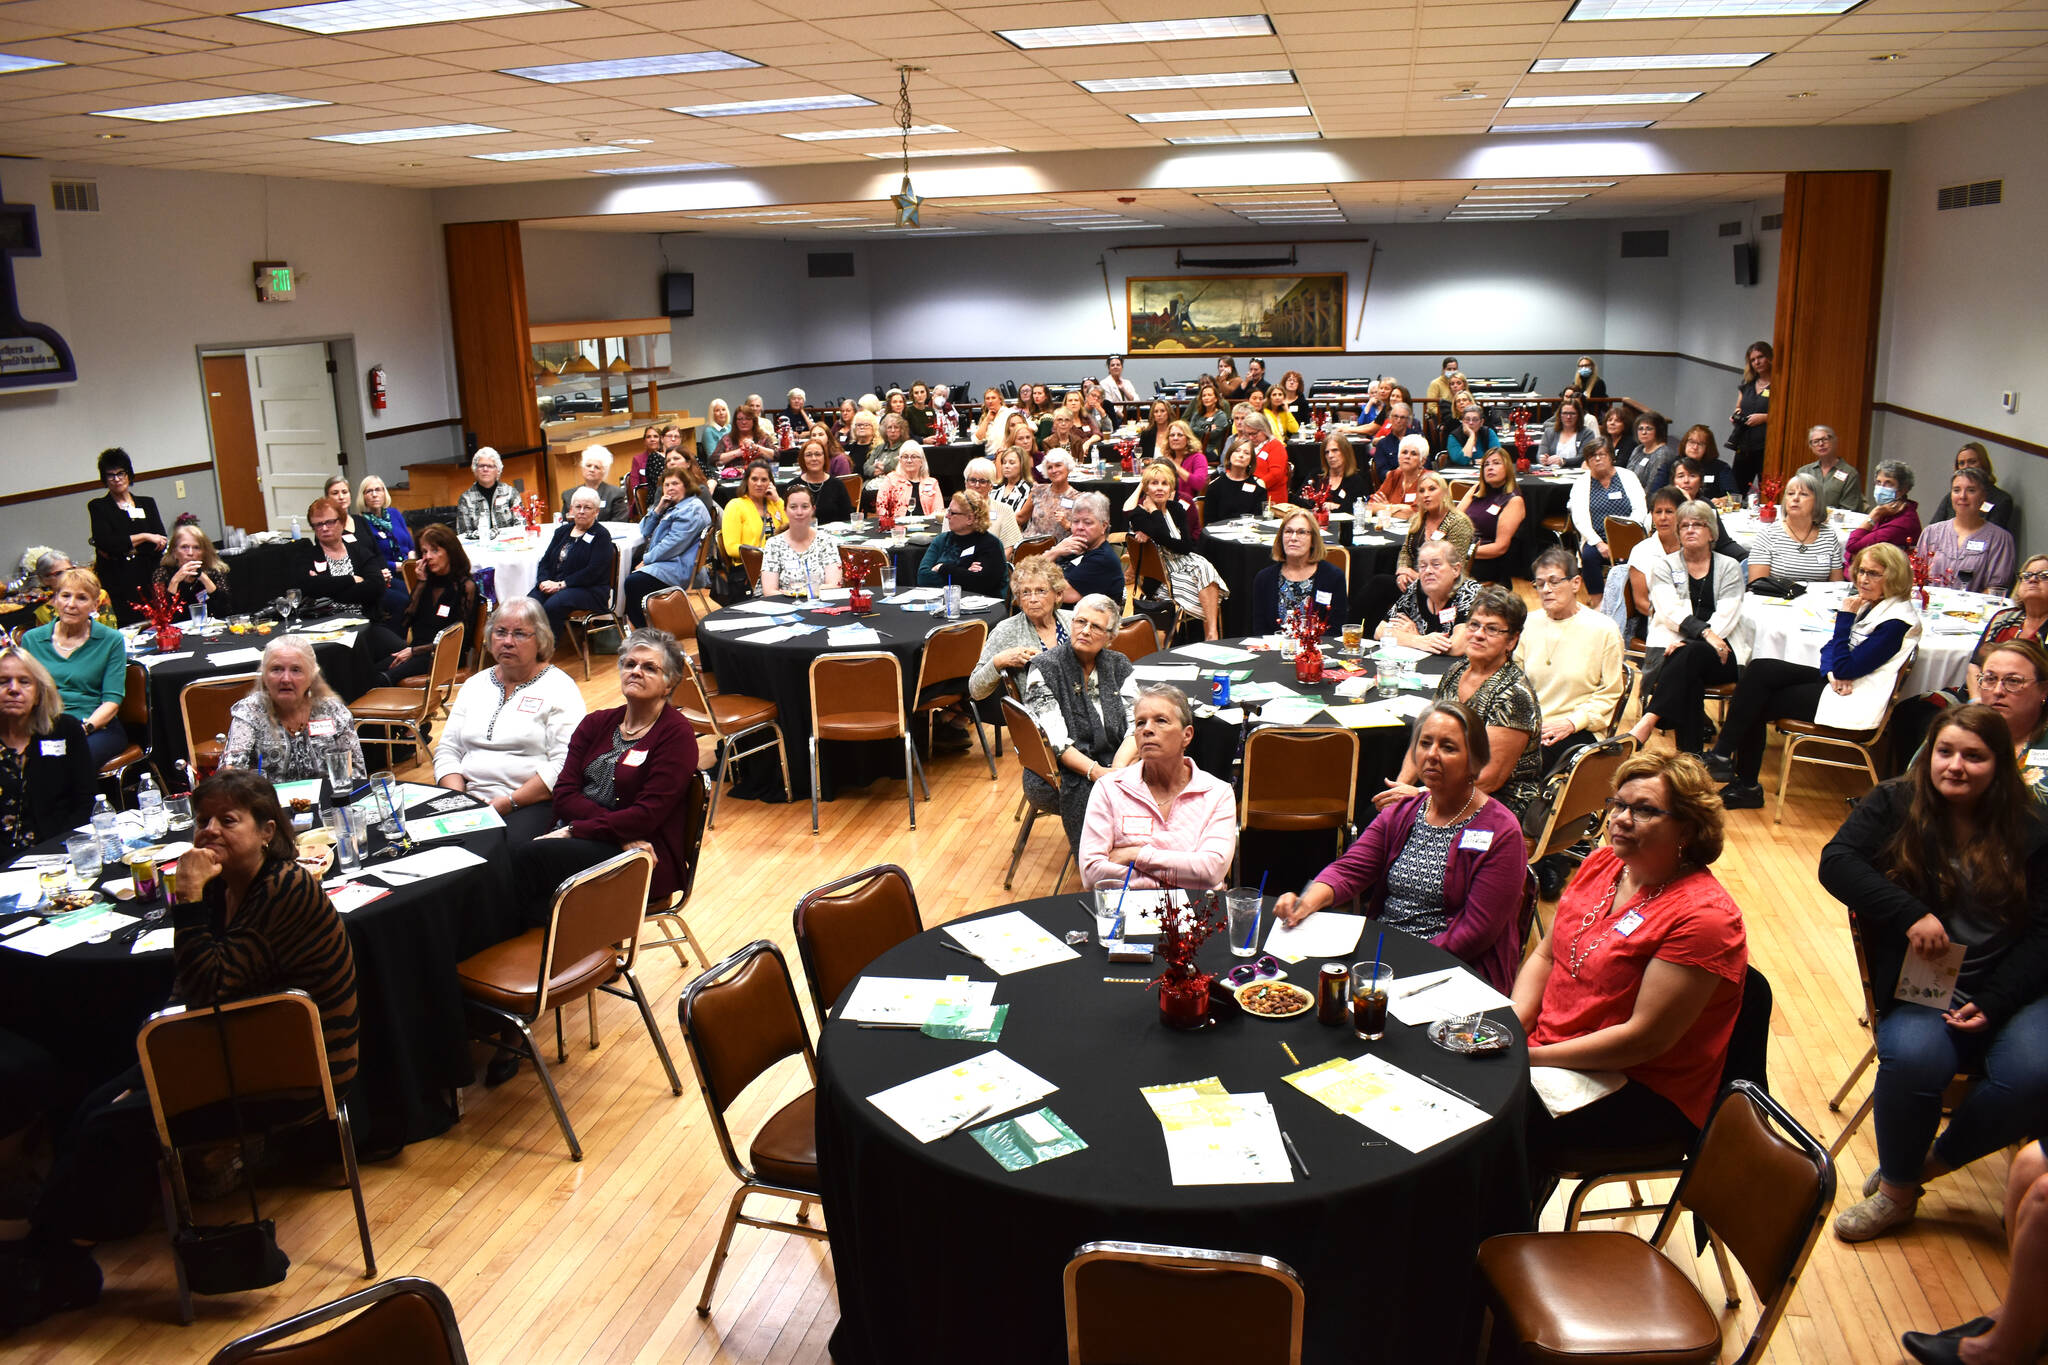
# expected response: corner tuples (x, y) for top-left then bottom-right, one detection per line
(1020, 593), (1138, 852)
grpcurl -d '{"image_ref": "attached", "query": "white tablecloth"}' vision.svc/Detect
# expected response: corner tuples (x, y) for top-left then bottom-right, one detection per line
(462, 521), (643, 611)
(1740, 582), (2003, 696)
(1721, 506), (1870, 554)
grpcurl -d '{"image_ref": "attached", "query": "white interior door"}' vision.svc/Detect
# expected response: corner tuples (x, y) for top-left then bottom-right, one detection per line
(245, 343), (342, 532)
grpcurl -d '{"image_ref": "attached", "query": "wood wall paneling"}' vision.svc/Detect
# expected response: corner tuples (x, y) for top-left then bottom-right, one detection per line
(1767, 171), (1890, 482)
(444, 221), (542, 457)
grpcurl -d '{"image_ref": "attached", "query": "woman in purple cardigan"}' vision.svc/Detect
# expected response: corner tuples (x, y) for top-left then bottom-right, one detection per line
(1273, 700), (1526, 992)
(1843, 459), (1921, 568)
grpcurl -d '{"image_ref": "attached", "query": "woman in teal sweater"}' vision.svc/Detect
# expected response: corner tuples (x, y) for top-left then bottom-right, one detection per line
(21, 567), (130, 767)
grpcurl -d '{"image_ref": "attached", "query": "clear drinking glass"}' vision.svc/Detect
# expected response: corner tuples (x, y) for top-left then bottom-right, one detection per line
(66, 834), (101, 886)
(164, 795), (193, 837)
(323, 749), (353, 798)
(1225, 888), (1263, 957)
(1351, 961), (1395, 1041)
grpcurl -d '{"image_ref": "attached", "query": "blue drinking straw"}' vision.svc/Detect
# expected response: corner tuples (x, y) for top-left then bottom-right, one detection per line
(1112, 863), (1134, 940)
(1243, 871), (1270, 951)
(1370, 930), (1386, 992)
(805, 560), (815, 600)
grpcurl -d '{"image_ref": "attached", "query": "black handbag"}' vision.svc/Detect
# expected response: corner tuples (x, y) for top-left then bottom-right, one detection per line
(1748, 574), (1804, 600)
(170, 1003), (290, 1296)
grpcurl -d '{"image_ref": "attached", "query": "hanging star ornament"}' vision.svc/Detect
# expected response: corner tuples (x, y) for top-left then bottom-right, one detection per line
(892, 174), (923, 227)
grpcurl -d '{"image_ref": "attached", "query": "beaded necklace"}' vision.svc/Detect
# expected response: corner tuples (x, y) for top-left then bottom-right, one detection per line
(1566, 864), (1676, 978)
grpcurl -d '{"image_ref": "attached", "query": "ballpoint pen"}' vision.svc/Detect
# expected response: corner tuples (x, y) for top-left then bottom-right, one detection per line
(1396, 974), (1453, 1001)
(939, 940), (984, 962)
(943, 1103), (992, 1138)
(1281, 1130), (1311, 1178)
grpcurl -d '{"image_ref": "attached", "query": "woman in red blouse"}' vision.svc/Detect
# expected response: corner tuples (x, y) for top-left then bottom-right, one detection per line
(1513, 749), (1748, 1171)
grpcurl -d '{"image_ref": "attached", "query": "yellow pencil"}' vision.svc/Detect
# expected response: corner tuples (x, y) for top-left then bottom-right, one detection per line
(1282, 1042), (1301, 1066)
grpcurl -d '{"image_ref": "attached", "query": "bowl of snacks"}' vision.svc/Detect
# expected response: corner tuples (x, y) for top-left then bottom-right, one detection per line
(1234, 980), (1314, 1019)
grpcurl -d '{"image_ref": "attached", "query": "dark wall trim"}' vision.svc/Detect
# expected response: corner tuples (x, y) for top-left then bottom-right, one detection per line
(1873, 402), (2048, 461)
(366, 416), (462, 441)
(669, 347), (1746, 390)
(0, 460), (214, 509)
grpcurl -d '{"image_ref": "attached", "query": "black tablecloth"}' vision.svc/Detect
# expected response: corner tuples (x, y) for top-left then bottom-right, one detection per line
(139, 628), (369, 773)
(694, 595), (1007, 803)
(1196, 519), (1398, 638)
(0, 794), (518, 1154)
(217, 541), (300, 614)
(1512, 472), (1571, 529)
(818, 899), (1533, 1365)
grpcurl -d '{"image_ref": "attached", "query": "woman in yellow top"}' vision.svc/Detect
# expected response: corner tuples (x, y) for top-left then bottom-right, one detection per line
(720, 458), (787, 559)
(1260, 387), (1300, 440)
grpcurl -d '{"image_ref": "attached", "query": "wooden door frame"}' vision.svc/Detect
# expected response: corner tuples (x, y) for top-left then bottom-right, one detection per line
(193, 334), (364, 533)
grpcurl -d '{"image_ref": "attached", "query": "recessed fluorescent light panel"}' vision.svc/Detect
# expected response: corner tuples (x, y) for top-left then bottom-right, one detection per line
(1566, 0), (1860, 16)
(999, 15), (1274, 49)
(503, 51), (755, 82)
(1506, 92), (1698, 107)
(587, 161), (731, 175)
(1532, 52), (1768, 71)
(783, 123), (953, 142)
(469, 144), (631, 160)
(92, 93), (330, 121)
(1476, 180), (1616, 188)
(1131, 105), (1312, 123)
(1077, 223), (1162, 230)
(669, 93), (873, 117)
(688, 209), (807, 218)
(0, 53), (63, 74)
(1078, 69), (1294, 93)
(241, 0), (577, 34)
(776, 217), (868, 224)
(815, 221), (881, 229)
(1464, 192), (1588, 199)
(314, 122), (505, 143)
(1166, 131), (1321, 144)
(863, 146), (1013, 158)
(1488, 120), (1655, 132)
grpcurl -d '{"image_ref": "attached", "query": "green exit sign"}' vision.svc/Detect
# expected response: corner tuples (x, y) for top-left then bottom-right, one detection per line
(254, 259), (295, 302)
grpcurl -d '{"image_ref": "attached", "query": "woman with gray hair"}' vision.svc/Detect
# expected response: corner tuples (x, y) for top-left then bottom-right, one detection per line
(221, 634), (366, 782)
(1026, 449), (1081, 536)
(1845, 459), (1922, 563)
(1929, 442), (2017, 531)
(456, 446), (520, 538)
(1630, 500), (1750, 756)
(529, 487), (616, 637)
(1078, 682), (1236, 891)
(962, 456), (1023, 548)
(434, 596), (585, 839)
(1921, 465), (2017, 595)
(1047, 491), (1123, 605)
(0, 644), (98, 861)
(972, 556), (1072, 701)
(559, 448), (629, 523)
(1747, 471), (1843, 584)
(1022, 593), (1138, 853)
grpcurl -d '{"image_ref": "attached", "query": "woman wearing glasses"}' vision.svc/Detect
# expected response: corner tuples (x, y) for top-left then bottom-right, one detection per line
(1379, 586), (1543, 820)
(1276, 700), (1528, 992)
(1078, 684), (1236, 893)
(1022, 594), (1138, 853)
(1821, 704), (2048, 1245)
(1515, 749), (1748, 1171)
(295, 496), (390, 621)
(433, 598), (585, 842)
(1703, 543), (1920, 809)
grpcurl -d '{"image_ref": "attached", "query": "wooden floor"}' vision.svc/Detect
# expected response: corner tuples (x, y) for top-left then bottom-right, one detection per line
(8, 632), (2016, 1364)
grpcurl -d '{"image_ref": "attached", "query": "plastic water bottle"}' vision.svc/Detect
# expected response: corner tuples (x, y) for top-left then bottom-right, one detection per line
(290, 515), (302, 541)
(92, 794), (121, 862)
(135, 771), (165, 839)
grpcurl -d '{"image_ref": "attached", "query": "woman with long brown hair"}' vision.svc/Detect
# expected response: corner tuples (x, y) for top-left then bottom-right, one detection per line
(1821, 703), (2048, 1244)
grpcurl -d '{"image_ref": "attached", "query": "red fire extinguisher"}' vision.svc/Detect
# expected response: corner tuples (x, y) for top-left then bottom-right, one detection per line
(368, 364), (389, 412)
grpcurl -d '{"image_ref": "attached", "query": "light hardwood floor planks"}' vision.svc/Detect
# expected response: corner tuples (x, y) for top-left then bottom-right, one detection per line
(11, 637), (2020, 1365)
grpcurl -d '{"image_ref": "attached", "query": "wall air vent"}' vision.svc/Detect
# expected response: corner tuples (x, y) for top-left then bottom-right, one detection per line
(1761, 213), (1782, 230)
(1718, 220), (1741, 236)
(1619, 229), (1668, 258)
(808, 251), (855, 278)
(52, 179), (99, 213)
(1937, 179), (2002, 211)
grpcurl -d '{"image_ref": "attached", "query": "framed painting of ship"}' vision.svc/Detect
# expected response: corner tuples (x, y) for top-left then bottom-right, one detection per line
(1125, 273), (1347, 354)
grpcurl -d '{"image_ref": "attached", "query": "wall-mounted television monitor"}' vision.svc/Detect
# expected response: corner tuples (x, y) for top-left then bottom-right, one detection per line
(661, 272), (694, 318)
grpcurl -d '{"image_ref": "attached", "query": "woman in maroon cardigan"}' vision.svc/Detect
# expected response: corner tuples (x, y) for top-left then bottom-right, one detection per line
(1274, 701), (1527, 991)
(511, 627), (699, 917)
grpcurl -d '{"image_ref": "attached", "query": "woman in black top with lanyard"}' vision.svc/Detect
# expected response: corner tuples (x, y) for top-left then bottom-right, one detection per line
(788, 439), (854, 524)
(85, 448), (167, 624)
(296, 496), (389, 621)
(1204, 436), (1270, 524)
(1729, 340), (1772, 496)
(360, 524), (477, 686)
(1313, 431), (1375, 512)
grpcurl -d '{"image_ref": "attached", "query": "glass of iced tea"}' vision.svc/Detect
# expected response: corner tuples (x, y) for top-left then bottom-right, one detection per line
(1351, 961), (1394, 1041)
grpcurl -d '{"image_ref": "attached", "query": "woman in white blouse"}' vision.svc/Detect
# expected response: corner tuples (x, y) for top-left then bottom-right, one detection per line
(433, 596), (586, 841)
(761, 484), (844, 595)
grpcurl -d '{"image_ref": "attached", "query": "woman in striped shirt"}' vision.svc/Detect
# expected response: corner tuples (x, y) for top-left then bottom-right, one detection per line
(1747, 473), (1843, 584)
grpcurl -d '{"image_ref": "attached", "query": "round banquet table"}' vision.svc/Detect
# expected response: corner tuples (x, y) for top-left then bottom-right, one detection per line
(817, 898), (1534, 1365)
(1197, 517), (1399, 638)
(1740, 580), (2000, 695)
(0, 790), (520, 1155)
(139, 625), (370, 772)
(461, 520), (644, 613)
(693, 593), (1008, 803)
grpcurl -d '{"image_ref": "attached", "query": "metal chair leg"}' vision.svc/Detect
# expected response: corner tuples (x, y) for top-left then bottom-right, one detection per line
(518, 1016), (582, 1161)
(772, 722), (792, 802)
(809, 736), (822, 833)
(335, 1104), (377, 1277)
(911, 741), (930, 800)
(160, 1155), (194, 1325)
(621, 967), (683, 1095)
(707, 742), (730, 830)
(971, 711), (997, 780)
(696, 1185), (750, 1316)
(1830, 1043), (1877, 1111)
(1708, 1230), (1740, 1308)
(903, 734), (917, 829)
(1774, 732), (1795, 824)
(554, 1006), (566, 1063)
(1005, 806), (1036, 889)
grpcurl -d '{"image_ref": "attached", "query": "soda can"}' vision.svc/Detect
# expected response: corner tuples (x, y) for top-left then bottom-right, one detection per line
(1210, 672), (1231, 706)
(160, 861), (180, 904)
(1317, 962), (1350, 1026)
(128, 852), (160, 902)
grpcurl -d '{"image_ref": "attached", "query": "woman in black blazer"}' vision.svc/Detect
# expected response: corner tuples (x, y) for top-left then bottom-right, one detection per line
(295, 498), (390, 621)
(85, 448), (166, 625)
(529, 489), (615, 638)
(0, 647), (97, 862)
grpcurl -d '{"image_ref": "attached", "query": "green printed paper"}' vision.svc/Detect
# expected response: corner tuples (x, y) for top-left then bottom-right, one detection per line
(971, 1107), (1087, 1171)
(922, 1001), (1008, 1042)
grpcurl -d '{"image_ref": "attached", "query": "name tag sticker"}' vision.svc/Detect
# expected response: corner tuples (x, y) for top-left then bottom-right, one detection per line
(39, 739), (65, 756)
(437, 604), (451, 617)
(1983, 501), (1996, 515)
(1703, 474), (1717, 484)
(1119, 816), (1152, 840)
(1832, 468), (1848, 481)
(1243, 482), (1258, 494)
(2028, 749), (2048, 769)
(1431, 530), (1445, 541)
(1060, 497), (1075, 509)
(517, 695), (543, 714)
(125, 505), (146, 519)
(1967, 540), (1986, 553)
(621, 748), (647, 767)
(308, 718), (337, 738)
(343, 532), (357, 542)
(1615, 909), (1646, 937)
(1403, 493), (1416, 503)
(1315, 591), (1332, 606)
(1438, 608), (1457, 625)
(1458, 829), (1494, 852)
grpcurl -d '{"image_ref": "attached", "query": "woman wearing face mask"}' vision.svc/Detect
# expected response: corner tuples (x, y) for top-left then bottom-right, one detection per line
(1571, 355), (1608, 402)
(1845, 461), (1922, 563)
